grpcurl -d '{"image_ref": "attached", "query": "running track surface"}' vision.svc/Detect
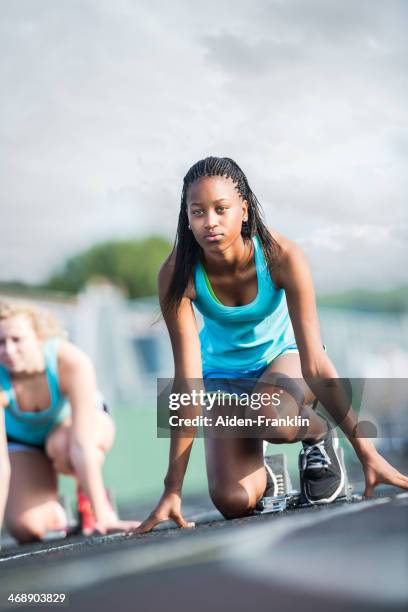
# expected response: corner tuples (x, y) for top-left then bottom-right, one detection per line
(0, 487), (407, 612)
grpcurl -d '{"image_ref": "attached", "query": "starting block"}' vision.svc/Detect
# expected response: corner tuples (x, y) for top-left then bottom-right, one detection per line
(41, 494), (78, 542)
(254, 448), (353, 515)
(41, 488), (117, 541)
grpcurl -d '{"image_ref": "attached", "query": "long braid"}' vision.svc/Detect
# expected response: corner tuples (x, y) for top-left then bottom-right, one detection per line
(163, 157), (281, 314)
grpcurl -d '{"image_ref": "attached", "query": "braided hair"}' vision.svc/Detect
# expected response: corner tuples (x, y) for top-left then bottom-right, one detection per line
(163, 156), (281, 314)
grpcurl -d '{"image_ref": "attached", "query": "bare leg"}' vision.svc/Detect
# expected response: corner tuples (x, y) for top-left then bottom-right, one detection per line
(45, 411), (115, 477)
(5, 450), (67, 543)
(204, 352), (328, 518)
(256, 353), (329, 444)
(205, 436), (266, 518)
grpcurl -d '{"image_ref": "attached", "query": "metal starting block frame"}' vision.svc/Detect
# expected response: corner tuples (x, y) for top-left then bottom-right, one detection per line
(254, 448), (354, 515)
(41, 488), (118, 541)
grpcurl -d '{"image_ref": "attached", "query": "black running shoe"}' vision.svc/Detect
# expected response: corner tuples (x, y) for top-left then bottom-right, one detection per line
(299, 422), (344, 504)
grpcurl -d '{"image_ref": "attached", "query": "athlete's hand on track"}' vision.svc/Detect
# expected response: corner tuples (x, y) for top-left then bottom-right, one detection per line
(361, 449), (408, 498)
(94, 515), (142, 535)
(135, 490), (195, 534)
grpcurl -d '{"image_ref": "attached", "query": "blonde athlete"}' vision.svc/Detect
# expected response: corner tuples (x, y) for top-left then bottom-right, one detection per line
(0, 301), (140, 543)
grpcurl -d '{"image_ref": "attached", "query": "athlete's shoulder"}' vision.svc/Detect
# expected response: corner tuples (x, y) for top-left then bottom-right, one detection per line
(56, 340), (96, 395)
(267, 228), (305, 264)
(57, 340), (94, 381)
(266, 229), (307, 287)
(266, 228), (301, 258)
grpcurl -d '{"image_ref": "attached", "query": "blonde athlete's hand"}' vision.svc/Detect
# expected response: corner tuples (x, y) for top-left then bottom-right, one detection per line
(362, 449), (408, 498)
(94, 513), (142, 535)
(135, 490), (195, 534)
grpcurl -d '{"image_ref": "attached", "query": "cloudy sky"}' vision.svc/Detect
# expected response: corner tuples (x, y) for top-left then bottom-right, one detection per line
(1, 0), (407, 292)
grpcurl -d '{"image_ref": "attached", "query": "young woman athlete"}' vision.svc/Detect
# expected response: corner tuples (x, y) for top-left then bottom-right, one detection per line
(137, 156), (408, 532)
(0, 301), (140, 543)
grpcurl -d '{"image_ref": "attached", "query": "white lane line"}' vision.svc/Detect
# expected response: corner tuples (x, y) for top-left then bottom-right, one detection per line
(0, 510), (224, 563)
(0, 493), (403, 608)
(0, 532), (125, 564)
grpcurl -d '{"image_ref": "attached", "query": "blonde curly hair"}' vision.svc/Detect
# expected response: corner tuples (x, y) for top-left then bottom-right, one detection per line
(0, 301), (68, 340)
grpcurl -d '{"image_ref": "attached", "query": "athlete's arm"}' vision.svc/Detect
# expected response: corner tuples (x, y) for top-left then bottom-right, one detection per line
(278, 242), (408, 496)
(58, 342), (139, 533)
(137, 257), (201, 533)
(279, 242), (374, 442)
(275, 241), (335, 376)
(58, 342), (115, 526)
(0, 395), (11, 537)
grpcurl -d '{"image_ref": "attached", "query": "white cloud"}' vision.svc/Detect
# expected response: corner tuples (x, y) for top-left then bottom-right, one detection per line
(297, 223), (408, 291)
(302, 224), (396, 252)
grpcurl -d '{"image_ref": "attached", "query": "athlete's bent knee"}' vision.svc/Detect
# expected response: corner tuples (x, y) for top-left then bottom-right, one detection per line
(273, 426), (301, 444)
(8, 502), (67, 543)
(46, 429), (69, 461)
(8, 513), (45, 543)
(210, 486), (256, 519)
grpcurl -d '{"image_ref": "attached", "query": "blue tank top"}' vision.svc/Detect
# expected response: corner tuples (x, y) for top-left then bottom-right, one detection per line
(0, 338), (70, 446)
(193, 234), (297, 373)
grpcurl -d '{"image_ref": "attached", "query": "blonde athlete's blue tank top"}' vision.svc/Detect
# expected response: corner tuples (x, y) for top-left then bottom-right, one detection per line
(0, 338), (70, 446)
(193, 234), (297, 373)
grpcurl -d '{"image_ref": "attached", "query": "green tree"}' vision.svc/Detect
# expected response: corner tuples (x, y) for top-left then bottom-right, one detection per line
(45, 236), (172, 298)
(317, 286), (408, 313)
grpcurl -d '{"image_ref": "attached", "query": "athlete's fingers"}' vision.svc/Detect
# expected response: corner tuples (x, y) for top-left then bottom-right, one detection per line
(172, 513), (195, 529)
(119, 520), (142, 531)
(110, 520), (142, 533)
(134, 514), (162, 534)
(134, 511), (195, 534)
(91, 525), (107, 536)
(393, 473), (408, 489)
(83, 527), (97, 536)
(379, 467), (408, 489)
(363, 481), (375, 498)
(91, 519), (142, 536)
